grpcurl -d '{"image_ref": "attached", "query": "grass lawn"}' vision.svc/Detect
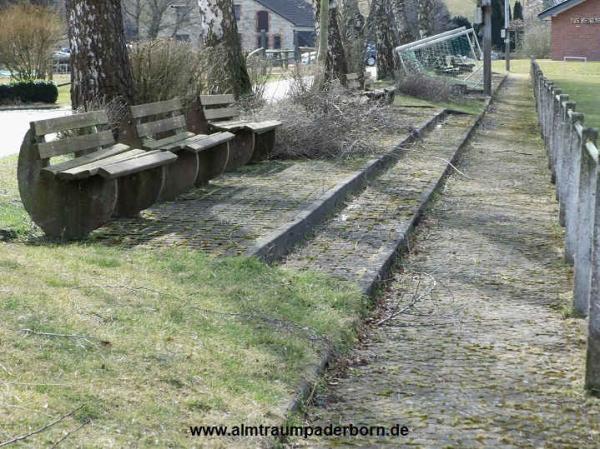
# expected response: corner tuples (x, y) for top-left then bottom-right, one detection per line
(445, 0), (476, 20)
(494, 59), (600, 129)
(0, 155), (366, 447)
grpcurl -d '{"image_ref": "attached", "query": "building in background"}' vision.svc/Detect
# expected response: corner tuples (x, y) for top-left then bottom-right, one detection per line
(234, 0), (315, 52)
(539, 0), (600, 60)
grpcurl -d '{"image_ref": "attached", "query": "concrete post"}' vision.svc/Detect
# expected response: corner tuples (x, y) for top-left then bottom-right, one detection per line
(587, 128), (600, 394)
(558, 98), (575, 227)
(483, 0), (492, 96)
(565, 112), (585, 265)
(573, 127), (598, 317)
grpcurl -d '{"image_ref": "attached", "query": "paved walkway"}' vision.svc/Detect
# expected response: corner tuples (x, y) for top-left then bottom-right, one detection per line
(290, 75), (600, 448)
(0, 108), (71, 158)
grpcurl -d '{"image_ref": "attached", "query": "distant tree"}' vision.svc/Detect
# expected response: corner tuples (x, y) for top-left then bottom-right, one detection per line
(491, 0), (505, 48)
(123, 0), (197, 41)
(513, 1), (523, 20)
(66, 0), (135, 110)
(451, 15), (471, 30)
(0, 4), (63, 80)
(417, 0), (435, 37)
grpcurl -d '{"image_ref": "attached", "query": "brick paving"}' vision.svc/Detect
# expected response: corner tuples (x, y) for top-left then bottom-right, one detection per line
(91, 108), (437, 255)
(284, 113), (475, 286)
(288, 75), (600, 448)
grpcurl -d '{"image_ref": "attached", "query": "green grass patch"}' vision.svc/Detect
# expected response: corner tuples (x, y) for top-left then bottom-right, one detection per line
(494, 59), (600, 129)
(0, 156), (366, 447)
(394, 92), (485, 116)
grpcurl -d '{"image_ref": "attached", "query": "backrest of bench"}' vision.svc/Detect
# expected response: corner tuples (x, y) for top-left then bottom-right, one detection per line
(199, 94), (240, 122)
(32, 110), (114, 160)
(130, 97), (187, 139)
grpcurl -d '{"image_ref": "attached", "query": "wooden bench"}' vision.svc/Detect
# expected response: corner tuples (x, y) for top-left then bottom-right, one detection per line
(199, 94), (282, 170)
(128, 98), (234, 201)
(17, 111), (177, 239)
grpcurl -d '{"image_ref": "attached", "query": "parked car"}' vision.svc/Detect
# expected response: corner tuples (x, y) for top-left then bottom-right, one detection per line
(365, 43), (377, 66)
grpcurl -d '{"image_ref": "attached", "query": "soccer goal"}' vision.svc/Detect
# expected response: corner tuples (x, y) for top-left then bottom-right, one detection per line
(395, 27), (483, 88)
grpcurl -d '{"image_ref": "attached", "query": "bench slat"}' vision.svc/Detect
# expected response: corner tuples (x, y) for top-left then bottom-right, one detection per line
(136, 115), (187, 138)
(130, 98), (183, 119)
(32, 111), (108, 137)
(212, 120), (281, 134)
(98, 151), (177, 179)
(184, 132), (235, 152)
(199, 94), (235, 106)
(43, 143), (131, 175)
(56, 149), (147, 180)
(37, 129), (115, 159)
(203, 107), (240, 121)
(142, 132), (196, 151)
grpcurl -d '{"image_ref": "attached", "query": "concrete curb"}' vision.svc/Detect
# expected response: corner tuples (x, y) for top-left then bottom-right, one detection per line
(246, 109), (449, 264)
(272, 74), (510, 443)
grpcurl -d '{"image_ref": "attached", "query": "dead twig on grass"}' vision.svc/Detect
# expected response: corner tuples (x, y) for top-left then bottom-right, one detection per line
(0, 405), (83, 448)
(50, 419), (90, 449)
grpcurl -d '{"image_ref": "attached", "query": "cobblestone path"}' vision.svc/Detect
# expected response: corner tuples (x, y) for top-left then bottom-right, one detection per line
(284, 113), (475, 287)
(91, 109), (436, 255)
(289, 75), (600, 448)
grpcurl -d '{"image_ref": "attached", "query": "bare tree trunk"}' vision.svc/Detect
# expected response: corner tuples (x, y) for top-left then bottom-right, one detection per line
(340, 0), (366, 84)
(197, 0), (252, 98)
(391, 0), (413, 45)
(417, 0), (435, 38)
(66, 0), (134, 110)
(369, 0), (396, 80)
(314, 0), (349, 88)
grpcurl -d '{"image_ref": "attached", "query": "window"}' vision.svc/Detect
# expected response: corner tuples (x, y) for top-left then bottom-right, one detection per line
(273, 35), (281, 49)
(234, 5), (241, 21)
(257, 35), (264, 49)
(256, 11), (269, 32)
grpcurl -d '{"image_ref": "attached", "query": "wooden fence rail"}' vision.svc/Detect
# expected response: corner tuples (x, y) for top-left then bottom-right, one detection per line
(531, 59), (600, 394)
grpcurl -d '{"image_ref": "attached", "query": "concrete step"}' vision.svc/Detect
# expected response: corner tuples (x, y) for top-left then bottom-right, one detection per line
(283, 113), (477, 294)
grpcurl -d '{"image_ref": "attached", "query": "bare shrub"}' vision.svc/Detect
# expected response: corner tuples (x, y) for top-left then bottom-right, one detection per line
(520, 20), (551, 59)
(396, 74), (456, 103)
(129, 39), (205, 105)
(0, 4), (63, 81)
(249, 70), (401, 160)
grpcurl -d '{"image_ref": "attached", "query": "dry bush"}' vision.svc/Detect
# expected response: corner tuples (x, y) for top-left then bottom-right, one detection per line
(0, 4), (63, 81)
(520, 20), (551, 59)
(250, 70), (401, 160)
(129, 39), (206, 105)
(396, 73), (457, 103)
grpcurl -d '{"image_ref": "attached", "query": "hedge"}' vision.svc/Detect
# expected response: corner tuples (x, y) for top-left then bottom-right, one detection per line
(0, 81), (58, 104)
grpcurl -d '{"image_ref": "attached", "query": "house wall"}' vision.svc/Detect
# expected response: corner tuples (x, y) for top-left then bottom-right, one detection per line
(550, 0), (600, 60)
(235, 0), (296, 51)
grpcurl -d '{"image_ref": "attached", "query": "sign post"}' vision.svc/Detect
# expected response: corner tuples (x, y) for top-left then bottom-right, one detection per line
(505, 0), (511, 71)
(482, 0), (492, 95)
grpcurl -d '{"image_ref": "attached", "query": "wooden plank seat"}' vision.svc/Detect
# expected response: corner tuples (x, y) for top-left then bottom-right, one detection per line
(129, 98), (234, 201)
(17, 111), (177, 239)
(200, 94), (282, 170)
